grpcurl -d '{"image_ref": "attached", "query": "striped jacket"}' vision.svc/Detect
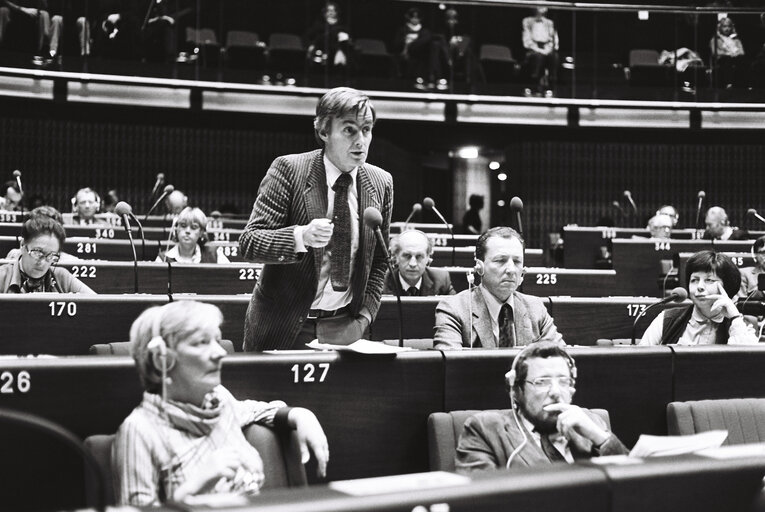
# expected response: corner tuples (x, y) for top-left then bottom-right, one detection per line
(239, 149), (393, 351)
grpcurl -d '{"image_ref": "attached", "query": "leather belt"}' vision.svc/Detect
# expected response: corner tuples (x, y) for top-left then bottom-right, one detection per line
(307, 305), (350, 320)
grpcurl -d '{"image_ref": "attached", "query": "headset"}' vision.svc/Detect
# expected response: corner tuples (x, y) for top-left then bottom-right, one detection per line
(70, 188), (101, 214)
(147, 308), (175, 402)
(503, 344), (577, 468)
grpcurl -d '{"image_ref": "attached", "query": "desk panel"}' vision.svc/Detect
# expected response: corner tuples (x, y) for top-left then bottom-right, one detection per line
(548, 297), (688, 346)
(672, 345), (765, 401)
(522, 268), (617, 297)
(169, 263), (262, 295)
(0, 222), (169, 241)
(62, 261), (169, 294)
(443, 347), (674, 447)
(368, 297), (441, 342)
(65, 237), (164, 261)
(612, 239), (751, 297)
(0, 294), (168, 355)
(675, 251), (750, 289)
(563, 226), (696, 269)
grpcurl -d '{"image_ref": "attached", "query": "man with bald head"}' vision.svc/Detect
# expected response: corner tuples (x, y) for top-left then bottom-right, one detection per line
(383, 229), (455, 296)
(164, 190), (188, 215)
(704, 206), (748, 241)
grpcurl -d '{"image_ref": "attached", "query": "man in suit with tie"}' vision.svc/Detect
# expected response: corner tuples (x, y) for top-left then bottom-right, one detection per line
(239, 87), (393, 351)
(455, 342), (628, 472)
(433, 226), (563, 349)
(382, 229), (456, 296)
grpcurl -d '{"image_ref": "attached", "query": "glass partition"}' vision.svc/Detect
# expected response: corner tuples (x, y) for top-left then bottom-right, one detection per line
(0, 0), (763, 102)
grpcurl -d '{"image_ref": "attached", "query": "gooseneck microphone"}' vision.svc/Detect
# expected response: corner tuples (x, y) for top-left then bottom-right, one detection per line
(403, 202), (422, 229)
(364, 206), (403, 348)
(510, 196), (524, 237)
(12, 170), (23, 195)
(144, 184), (174, 220)
(748, 208), (765, 225)
(695, 190), (706, 230)
(115, 201), (139, 293)
(151, 172), (165, 197)
(423, 197), (455, 266)
(631, 287), (688, 345)
(624, 190), (637, 215)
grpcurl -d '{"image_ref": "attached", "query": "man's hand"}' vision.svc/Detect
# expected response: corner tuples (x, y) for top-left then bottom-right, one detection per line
(316, 314), (368, 345)
(302, 218), (334, 248)
(544, 403), (609, 447)
(289, 408), (329, 478)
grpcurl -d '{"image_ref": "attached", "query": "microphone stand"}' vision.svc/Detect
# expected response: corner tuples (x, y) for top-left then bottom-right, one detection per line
(372, 226), (404, 348)
(121, 214), (139, 293)
(129, 213), (147, 261)
(631, 295), (680, 345)
(429, 207), (456, 267)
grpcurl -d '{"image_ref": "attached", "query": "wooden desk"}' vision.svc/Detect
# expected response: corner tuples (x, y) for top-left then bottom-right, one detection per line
(0, 294), (168, 355)
(671, 345), (765, 402)
(548, 296), (688, 346)
(64, 237), (164, 261)
(521, 268), (617, 297)
(0, 222), (169, 240)
(563, 226), (697, 269)
(611, 239), (751, 297)
(390, 222), (452, 234)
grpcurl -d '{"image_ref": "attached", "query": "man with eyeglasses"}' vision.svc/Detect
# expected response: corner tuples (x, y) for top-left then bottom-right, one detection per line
(455, 342), (627, 473)
(383, 229), (455, 296)
(0, 215), (94, 293)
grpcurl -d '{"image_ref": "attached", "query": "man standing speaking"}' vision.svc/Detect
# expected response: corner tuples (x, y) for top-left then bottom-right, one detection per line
(239, 88), (393, 351)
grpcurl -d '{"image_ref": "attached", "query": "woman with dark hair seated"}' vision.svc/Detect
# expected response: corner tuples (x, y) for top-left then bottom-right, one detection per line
(0, 215), (94, 293)
(639, 250), (758, 345)
(113, 301), (328, 506)
(157, 207), (229, 264)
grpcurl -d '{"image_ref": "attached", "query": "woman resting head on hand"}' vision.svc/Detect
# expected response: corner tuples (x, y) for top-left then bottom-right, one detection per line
(113, 301), (328, 506)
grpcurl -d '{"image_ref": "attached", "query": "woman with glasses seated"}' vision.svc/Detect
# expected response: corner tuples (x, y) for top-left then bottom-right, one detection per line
(113, 301), (329, 506)
(157, 207), (229, 264)
(639, 250), (757, 345)
(0, 215), (94, 293)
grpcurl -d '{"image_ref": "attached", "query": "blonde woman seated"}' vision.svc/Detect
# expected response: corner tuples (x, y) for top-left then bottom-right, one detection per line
(639, 251), (758, 345)
(157, 207), (229, 263)
(113, 301), (329, 506)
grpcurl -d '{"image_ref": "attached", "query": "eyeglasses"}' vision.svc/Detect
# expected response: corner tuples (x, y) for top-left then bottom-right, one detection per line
(526, 376), (574, 391)
(25, 246), (60, 263)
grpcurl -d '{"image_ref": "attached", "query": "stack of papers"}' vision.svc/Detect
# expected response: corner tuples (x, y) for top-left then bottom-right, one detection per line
(629, 430), (728, 457)
(306, 339), (413, 355)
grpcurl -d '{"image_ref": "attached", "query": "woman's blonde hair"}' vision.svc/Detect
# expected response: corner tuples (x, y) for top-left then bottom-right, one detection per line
(130, 301), (223, 393)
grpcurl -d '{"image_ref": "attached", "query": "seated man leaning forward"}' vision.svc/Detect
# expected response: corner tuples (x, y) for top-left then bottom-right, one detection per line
(434, 226), (563, 349)
(639, 250), (758, 345)
(113, 301), (329, 506)
(456, 342), (628, 473)
(383, 229), (456, 296)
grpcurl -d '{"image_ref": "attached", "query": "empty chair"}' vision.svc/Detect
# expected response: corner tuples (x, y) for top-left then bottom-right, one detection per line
(355, 38), (395, 78)
(84, 424), (307, 506)
(628, 49), (668, 86)
(667, 398), (765, 445)
(268, 32), (306, 77)
(226, 30), (266, 70)
(479, 44), (518, 83)
(427, 408), (611, 471)
(185, 27), (222, 66)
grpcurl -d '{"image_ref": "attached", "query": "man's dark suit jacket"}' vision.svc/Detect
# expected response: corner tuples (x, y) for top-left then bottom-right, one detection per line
(239, 149), (393, 351)
(382, 267), (456, 296)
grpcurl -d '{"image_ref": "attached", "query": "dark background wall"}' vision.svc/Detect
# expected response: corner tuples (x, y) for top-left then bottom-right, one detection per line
(1, 96), (764, 249)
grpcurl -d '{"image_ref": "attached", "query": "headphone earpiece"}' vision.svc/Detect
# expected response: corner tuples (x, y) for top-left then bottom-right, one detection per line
(474, 260), (484, 277)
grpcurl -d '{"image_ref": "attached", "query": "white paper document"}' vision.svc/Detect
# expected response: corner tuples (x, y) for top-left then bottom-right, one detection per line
(306, 339), (413, 354)
(629, 430), (728, 458)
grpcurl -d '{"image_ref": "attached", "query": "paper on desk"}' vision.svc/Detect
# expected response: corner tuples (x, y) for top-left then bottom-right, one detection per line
(306, 339), (413, 354)
(629, 430), (728, 458)
(330, 471), (470, 496)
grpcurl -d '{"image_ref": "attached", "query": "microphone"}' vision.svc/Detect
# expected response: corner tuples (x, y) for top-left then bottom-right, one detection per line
(695, 190), (706, 230)
(363, 207), (403, 348)
(748, 208), (765, 225)
(151, 173), (165, 197)
(403, 202), (422, 229)
(510, 196), (524, 237)
(624, 190), (637, 215)
(12, 170), (23, 195)
(423, 197), (456, 266)
(144, 184), (174, 220)
(631, 287), (688, 345)
(115, 201), (139, 293)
